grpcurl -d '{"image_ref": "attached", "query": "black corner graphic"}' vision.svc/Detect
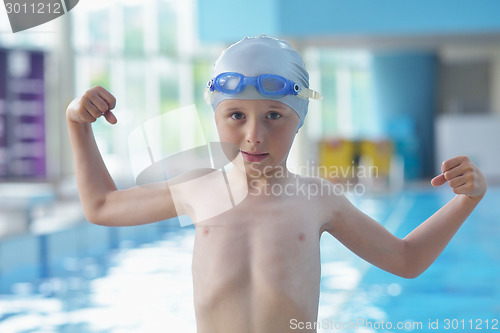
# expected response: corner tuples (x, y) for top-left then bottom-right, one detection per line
(4, 0), (79, 33)
(63, 0), (77, 11)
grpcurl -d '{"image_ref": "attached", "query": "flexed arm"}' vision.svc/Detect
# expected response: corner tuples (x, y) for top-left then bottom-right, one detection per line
(323, 156), (486, 278)
(66, 86), (178, 226)
(401, 156), (487, 276)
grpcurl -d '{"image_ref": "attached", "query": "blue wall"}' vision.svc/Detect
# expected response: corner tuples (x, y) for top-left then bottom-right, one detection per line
(198, 0), (500, 43)
(198, 0), (279, 42)
(371, 52), (437, 179)
(278, 0), (500, 38)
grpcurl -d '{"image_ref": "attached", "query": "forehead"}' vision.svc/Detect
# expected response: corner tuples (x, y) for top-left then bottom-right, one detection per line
(215, 99), (294, 112)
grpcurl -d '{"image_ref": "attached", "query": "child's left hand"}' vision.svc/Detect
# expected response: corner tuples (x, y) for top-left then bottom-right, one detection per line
(431, 156), (487, 199)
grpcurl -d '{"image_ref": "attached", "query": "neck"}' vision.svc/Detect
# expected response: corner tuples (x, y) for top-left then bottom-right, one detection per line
(246, 164), (294, 194)
(226, 160), (296, 192)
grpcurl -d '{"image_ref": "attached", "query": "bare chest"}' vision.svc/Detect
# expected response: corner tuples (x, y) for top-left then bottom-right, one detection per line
(191, 196), (322, 298)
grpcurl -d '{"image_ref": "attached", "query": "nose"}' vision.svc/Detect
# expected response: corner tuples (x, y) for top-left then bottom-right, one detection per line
(245, 118), (264, 145)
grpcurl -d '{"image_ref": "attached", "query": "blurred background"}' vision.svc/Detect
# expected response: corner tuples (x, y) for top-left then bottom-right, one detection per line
(0, 0), (499, 332)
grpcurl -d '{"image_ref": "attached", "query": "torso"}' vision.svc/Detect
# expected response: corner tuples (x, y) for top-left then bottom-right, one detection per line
(191, 175), (329, 333)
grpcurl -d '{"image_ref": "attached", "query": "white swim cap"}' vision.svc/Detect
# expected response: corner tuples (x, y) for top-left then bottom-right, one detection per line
(209, 35), (315, 128)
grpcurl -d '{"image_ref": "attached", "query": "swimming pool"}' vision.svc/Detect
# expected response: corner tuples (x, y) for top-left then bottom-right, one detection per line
(0, 188), (498, 332)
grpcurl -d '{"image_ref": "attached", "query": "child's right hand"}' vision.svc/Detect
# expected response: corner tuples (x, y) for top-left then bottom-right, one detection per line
(66, 86), (117, 125)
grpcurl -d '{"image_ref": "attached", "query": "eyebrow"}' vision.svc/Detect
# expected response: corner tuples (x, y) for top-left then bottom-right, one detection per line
(222, 107), (243, 113)
(266, 103), (290, 111)
(220, 102), (289, 112)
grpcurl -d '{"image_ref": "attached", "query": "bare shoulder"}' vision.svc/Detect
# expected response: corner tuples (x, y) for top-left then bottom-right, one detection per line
(291, 174), (348, 217)
(292, 174), (345, 198)
(168, 168), (249, 223)
(292, 175), (361, 232)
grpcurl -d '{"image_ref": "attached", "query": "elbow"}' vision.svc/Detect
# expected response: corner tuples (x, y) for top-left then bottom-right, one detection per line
(394, 240), (425, 279)
(386, 263), (422, 279)
(380, 259), (424, 279)
(84, 211), (107, 226)
(82, 201), (111, 226)
(88, 218), (108, 227)
(387, 261), (424, 279)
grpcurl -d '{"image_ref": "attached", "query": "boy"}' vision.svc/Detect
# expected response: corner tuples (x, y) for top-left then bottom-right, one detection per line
(66, 35), (487, 333)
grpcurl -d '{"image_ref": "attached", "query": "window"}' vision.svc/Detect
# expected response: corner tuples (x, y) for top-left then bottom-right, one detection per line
(304, 48), (378, 139)
(70, 0), (215, 181)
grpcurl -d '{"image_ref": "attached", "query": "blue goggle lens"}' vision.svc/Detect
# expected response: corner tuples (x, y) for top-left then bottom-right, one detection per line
(260, 76), (286, 93)
(218, 73), (242, 92)
(209, 72), (297, 97)
(206, 72), (322, 104)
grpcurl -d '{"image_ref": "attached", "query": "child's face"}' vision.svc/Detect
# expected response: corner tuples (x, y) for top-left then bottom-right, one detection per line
(214, 99), (300, 175)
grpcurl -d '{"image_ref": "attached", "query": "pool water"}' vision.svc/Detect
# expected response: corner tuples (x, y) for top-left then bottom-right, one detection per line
(1, 188), (499, 332)
(0, 226), (197, 333)
(318, 188), (500, 332)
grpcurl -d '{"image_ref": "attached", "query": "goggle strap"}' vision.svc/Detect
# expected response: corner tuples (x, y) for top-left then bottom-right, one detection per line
(297, 88), (323, 100)
(204, 87), (212, 104)
(205, 87), (323, 105)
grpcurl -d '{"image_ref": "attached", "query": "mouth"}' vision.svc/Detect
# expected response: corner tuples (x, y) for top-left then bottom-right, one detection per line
(241, 151), (269, 162)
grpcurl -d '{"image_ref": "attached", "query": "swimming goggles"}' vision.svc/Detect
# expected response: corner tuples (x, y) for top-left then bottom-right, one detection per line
(206, 72), (322, 101)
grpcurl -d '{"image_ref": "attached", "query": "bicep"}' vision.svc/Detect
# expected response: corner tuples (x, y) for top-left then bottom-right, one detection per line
(324, 195), (407, 275)
(91, 182), (180, 226)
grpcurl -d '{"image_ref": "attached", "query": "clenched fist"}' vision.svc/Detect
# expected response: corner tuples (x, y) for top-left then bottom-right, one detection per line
(431, 155), (487, 199)
(67, 86), (117, 125)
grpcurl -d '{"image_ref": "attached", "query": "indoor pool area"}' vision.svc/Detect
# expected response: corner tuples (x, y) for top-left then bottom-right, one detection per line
(2, 1), (500, 332)
(0, 187), (498, 333)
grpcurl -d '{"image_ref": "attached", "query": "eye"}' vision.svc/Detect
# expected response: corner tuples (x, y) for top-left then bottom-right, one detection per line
(230, 112), (245, 120)
(266, 112), (282, 120)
